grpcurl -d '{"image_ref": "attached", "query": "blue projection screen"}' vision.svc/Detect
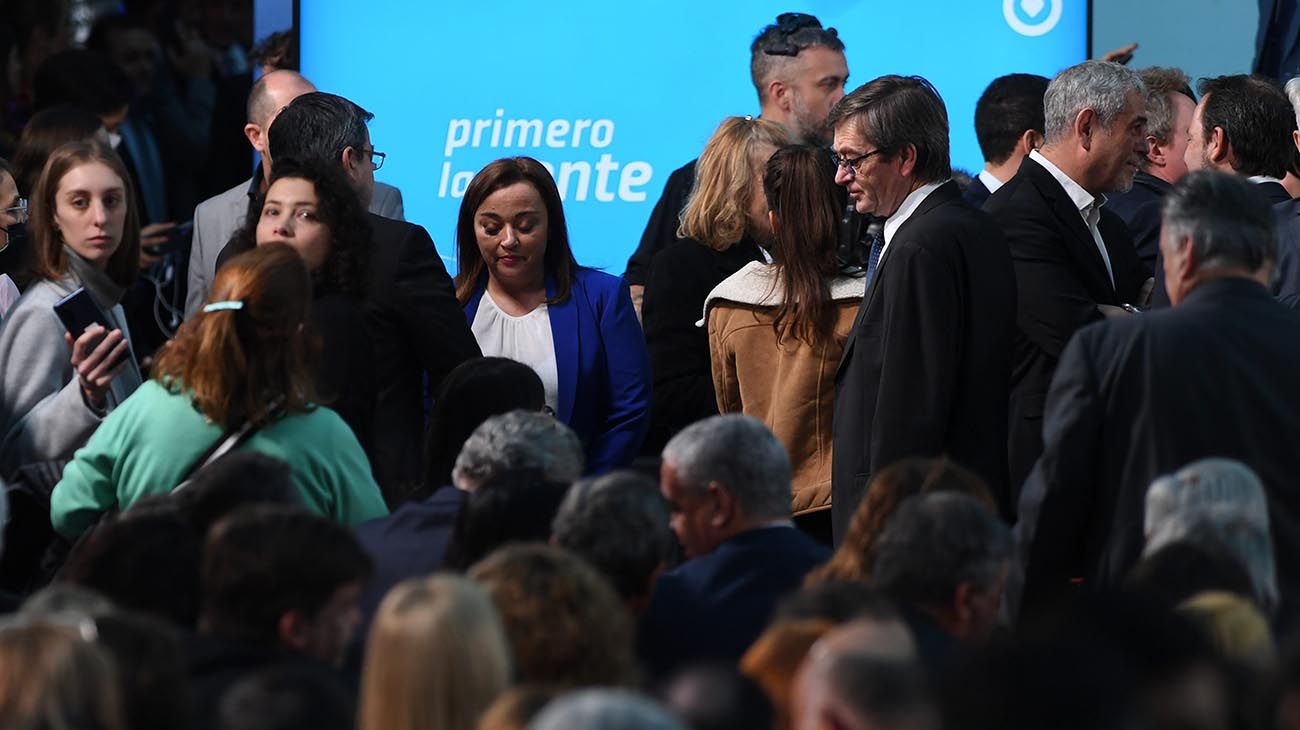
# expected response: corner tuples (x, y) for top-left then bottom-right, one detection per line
(301, 0), (1086, 273)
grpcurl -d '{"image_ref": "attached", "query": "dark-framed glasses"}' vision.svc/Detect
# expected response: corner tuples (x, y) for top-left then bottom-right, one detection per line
(830, 149), (885, 178)
(368, 149), (386, 171)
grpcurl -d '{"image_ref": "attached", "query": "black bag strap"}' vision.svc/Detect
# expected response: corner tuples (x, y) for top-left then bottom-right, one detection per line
(171, 395), (287, 495)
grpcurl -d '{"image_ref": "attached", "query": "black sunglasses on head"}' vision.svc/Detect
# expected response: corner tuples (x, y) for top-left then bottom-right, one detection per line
(763, 12), (839, 57)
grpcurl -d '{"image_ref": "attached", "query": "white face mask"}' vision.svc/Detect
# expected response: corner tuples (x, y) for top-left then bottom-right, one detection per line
(106, 131), (123, 150)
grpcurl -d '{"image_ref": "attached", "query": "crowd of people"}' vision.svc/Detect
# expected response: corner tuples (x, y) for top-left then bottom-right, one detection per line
(3, 2), (1300, 729)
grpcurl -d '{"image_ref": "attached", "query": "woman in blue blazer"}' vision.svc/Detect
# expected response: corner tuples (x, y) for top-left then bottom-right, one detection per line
(455, 157), (651, 473)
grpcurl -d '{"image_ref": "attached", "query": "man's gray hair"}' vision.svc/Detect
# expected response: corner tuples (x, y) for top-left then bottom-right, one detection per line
(551, 471), (672, 601)
(1043, 60), (1148, 144)
(1161, 170), (1277, 274)
(661, 414), (791, 520)
(1285, 77), (1300, 129)
(1144, 458), (1278, 613)
(1138, 67), (1192, 146)
(870, 492), (1012, 610)
(528, 689), (686, 730)
(452, 410), (584, 490)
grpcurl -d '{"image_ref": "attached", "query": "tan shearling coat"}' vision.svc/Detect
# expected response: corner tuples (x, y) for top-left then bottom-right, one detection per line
(701, 262), (864, 516)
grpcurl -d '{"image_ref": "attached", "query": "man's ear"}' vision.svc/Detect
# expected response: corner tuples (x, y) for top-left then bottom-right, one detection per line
(1075, 108), (1098, 151)
(1018, 128), (1042, 156)
(276, 610), (312, 654)
(708, 482), (736, 528)
(340, 145), (358, 171)
(1207, 126), (1230, 166)
(895, 143), (919, 178)
(244, 123), (262, 152)
(951, 581), (979, 632)
(1144, 134), (1166, 167)
(1174, 233), (1199, 281)
(768, 79), (792, 112)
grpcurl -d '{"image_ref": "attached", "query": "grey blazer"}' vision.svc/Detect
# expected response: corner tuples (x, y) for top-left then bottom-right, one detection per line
(0, 275), (144, 476)
(184, 177), (406, 318)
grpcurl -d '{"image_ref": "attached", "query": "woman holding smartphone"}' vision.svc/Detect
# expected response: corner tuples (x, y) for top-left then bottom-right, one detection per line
(0, 140), (143, 477)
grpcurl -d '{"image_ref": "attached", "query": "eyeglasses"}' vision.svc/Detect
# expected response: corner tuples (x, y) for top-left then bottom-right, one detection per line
(0, 199), (25, 254)
(365, 148), (386, 171)
(2, 198), (28, 225)
(830, 149), (885, 178)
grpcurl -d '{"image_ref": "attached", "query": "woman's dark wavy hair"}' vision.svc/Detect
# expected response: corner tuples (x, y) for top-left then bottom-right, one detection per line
(226, 157), (371, 297)
(454, 157), (579, 305)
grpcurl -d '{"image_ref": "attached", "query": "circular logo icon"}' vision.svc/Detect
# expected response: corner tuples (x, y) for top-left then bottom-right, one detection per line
(1004, 0), (1063, 37)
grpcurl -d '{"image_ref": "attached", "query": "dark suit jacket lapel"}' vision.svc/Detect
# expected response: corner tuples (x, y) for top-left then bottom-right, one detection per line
(546, 274), (579, 425)
(837, 181), (962, 375)
(1025, 158), (1116, 295)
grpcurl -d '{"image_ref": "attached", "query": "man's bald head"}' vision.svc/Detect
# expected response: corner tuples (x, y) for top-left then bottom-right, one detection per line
(812, 617), (917, 664)
(247, 70), (316, 129)
(791, 617), (931, 730)
(246, 70), (317, 180)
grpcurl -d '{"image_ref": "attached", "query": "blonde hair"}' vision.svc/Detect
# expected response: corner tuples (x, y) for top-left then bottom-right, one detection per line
(359, 575), (513, 730)
(0, 622), (125, 730)
(678, 116), (792, 250)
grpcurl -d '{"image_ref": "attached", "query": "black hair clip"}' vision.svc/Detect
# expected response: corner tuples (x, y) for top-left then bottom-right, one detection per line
(763, 12), (838, 57)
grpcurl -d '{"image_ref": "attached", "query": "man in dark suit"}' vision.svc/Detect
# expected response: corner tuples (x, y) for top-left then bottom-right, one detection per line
(247, 92), (480, 498)
(828, 76), (1017, 533)
(1255, 0), (1300, 84)
(1106, 67), (1196, 276)
(964, 74), (1049, 208)
(983, 61), (1151, 501)
(1153, 75), (1300, 307)
(1018, 171), (1300, 623)
(640, 415), (829, 678)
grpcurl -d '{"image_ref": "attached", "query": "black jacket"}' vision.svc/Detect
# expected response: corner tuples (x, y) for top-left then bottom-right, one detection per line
(983, 157), (1147, 501)
(638, 526), (829, 678)
(831, 181), (1017, 536)
(640, 237), (763, 452)
(1018, 279), (1300, 625)
(1105, 171), (1171, 278)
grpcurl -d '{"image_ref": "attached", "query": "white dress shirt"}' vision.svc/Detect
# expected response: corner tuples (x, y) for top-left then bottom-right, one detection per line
(881, 181), (946, 260)
(1030, 149), (1115, 289)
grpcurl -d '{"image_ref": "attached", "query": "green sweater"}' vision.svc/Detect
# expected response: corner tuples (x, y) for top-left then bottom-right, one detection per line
(51, 380), (389, 538)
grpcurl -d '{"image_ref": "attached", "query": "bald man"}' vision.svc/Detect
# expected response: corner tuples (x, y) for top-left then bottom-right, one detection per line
(791, 623), (935, 730)
(184, 70), (404, 317)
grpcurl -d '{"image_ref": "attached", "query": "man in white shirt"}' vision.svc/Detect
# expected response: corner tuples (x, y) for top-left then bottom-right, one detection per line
(964, 74), (1050, 207)
(983, 60), (1153, 502)
(828, 75), (1018, 538)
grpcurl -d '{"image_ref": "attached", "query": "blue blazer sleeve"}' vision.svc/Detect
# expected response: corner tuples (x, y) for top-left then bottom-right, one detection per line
(551, 269), (651, 474)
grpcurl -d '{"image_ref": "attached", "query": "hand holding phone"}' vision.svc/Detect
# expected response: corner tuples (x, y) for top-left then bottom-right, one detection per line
(65, 325), (130, 409)
(53, 288), (131, 407)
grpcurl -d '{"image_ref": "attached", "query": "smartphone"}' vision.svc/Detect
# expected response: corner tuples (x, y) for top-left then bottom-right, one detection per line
(53, 288), (130, 370)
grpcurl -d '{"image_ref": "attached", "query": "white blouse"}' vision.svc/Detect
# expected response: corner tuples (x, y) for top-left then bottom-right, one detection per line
(470, 291), (560, 414)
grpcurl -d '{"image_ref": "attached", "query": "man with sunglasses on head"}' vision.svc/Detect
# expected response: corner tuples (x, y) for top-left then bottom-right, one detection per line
(828, 76), (1017, 541)
(623, 12), (852, 313)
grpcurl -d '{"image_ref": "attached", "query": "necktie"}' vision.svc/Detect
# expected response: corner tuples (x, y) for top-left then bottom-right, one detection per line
(864, 232), (886, 284)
